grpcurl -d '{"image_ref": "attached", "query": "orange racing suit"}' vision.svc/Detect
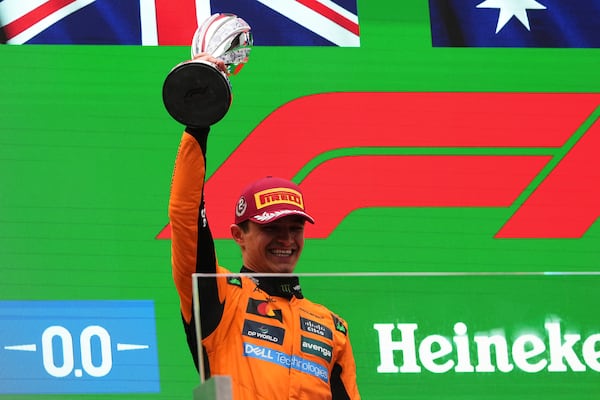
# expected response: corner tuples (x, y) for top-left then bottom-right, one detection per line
(169, 128), (361, 400)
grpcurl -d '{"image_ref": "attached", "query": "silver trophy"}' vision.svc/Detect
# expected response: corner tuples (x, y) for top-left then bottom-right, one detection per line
(162, 14), (252, 127)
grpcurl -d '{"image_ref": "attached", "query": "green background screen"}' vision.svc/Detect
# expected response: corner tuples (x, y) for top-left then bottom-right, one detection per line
(1, 1), (599, 398)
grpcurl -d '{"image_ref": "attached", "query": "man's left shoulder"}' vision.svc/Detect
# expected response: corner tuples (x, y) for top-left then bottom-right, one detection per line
(300, 298), (348, 335)
(329, 311), (348, 336)
(302, 299), (349, 336)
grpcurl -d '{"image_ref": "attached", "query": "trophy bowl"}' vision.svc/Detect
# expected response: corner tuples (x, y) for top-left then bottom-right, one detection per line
(162, 13), (252, 127)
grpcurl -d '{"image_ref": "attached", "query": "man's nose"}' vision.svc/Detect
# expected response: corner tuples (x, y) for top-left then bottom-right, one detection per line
(275, 228), (294, 242)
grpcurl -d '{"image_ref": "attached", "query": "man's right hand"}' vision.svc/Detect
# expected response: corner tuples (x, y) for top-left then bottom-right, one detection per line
(192, 53), (228, 75)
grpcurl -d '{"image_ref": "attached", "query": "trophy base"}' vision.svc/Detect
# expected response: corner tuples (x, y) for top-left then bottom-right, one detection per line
(162, 60), (231, 127)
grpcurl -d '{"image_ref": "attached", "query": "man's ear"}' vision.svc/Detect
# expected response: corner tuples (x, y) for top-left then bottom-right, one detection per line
(230, 224), (244, 245)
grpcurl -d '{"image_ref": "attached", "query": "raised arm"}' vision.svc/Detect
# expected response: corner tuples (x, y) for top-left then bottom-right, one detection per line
(168, 127), (222, 370)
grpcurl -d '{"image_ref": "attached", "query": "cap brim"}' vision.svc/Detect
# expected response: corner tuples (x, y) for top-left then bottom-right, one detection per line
(249, 209), (315, 225)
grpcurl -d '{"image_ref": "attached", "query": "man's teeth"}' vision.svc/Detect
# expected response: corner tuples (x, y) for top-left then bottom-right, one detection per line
(270, 249), (293, 256)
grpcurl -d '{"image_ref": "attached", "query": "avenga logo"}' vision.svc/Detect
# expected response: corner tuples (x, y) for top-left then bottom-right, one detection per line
(374, 320), (600, 374)
(157, 92), (600, 239)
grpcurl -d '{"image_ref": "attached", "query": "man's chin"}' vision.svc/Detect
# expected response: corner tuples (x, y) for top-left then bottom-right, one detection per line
(269, 261), (297, 274)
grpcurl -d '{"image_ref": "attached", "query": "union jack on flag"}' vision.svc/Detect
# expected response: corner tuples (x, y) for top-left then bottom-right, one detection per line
(0, 0), (360, 46)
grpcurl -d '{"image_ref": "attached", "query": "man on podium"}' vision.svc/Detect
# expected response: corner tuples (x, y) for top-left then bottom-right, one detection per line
(167, 48), (360, 399)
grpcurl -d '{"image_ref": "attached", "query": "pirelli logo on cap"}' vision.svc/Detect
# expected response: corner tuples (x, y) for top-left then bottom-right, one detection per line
(254, 188), (304, 210)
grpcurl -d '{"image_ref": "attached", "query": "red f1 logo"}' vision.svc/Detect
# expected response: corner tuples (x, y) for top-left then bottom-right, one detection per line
(158, 92), (600, 239)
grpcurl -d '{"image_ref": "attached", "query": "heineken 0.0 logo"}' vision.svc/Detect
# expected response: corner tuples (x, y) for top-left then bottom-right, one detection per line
(374, 320), (600, 374)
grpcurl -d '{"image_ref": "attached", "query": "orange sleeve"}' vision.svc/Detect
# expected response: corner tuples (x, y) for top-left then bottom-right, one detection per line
(337, 331), (361, 399)
(168, 131), (207, 324)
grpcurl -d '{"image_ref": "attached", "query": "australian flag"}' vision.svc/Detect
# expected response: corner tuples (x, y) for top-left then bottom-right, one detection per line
(0, 0), (360, 46)
(429, 0), (600, 48)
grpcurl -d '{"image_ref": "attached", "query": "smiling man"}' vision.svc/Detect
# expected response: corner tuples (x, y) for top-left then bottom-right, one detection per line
(168, 55), (360, 400)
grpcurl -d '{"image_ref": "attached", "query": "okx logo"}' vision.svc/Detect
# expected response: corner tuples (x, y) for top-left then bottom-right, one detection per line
(158, 92), (600, 239)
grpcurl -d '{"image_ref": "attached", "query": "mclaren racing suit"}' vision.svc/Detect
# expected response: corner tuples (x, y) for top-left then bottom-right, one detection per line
(169, 128), (361, 400)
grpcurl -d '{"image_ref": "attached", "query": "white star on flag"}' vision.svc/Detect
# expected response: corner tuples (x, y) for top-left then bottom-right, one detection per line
(476, 0), (547, 33)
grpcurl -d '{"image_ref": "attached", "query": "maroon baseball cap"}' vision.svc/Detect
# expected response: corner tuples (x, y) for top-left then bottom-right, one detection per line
(234, 176), (315, 225)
